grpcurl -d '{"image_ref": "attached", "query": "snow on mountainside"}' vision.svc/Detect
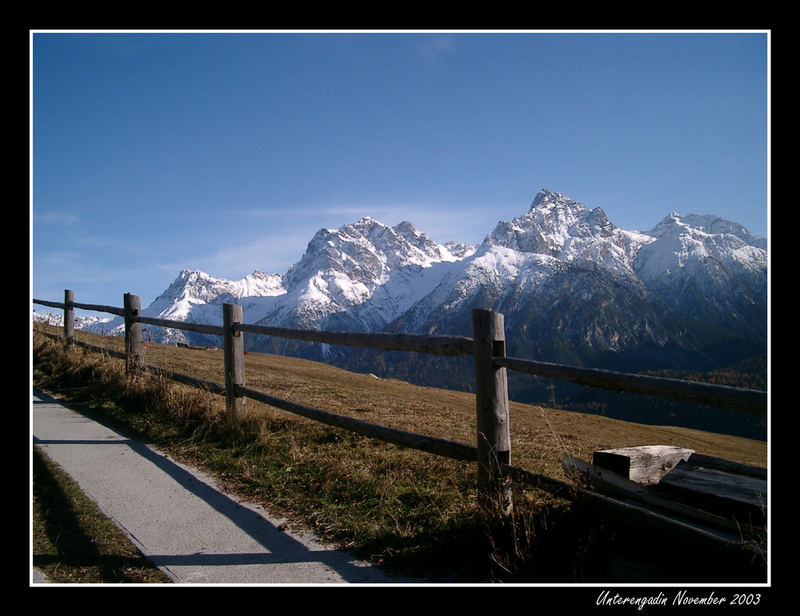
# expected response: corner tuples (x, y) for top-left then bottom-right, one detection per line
(33, 310), (114, 330)
(484, 189), (654, 283)
(634, 212), (767, 282)
(140, 269), (287, 343)
(79, 217), (476, 345)
(632, 211), (768, 337)
(373, 189), (766, 382)
(71, 189), (766, 375)
(349, 191), (768, 426)
(256, 217), (475, 331)
(148, 269), (285, 321)
(81, 269), (286, 344)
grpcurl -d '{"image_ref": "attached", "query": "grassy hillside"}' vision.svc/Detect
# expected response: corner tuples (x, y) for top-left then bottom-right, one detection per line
(32, 323), (767, 582)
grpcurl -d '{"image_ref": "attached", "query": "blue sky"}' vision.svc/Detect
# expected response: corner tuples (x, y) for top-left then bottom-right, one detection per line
(31, 30), (769, 314)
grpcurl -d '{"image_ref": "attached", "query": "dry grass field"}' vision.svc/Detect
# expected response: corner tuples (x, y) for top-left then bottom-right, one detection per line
(32, 322), (767, 582)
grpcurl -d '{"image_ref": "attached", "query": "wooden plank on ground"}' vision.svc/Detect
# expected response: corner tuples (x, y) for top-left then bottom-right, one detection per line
(654, 461), (767, 527)
(686, 453), (767, 480)
(562, 454), (751, 537)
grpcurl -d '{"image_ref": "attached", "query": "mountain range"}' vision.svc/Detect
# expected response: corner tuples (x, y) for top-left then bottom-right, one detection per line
(43, 189), (767, 437)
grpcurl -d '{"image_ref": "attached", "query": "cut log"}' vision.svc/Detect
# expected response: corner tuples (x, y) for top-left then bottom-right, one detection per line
(592, 445), (695, 486)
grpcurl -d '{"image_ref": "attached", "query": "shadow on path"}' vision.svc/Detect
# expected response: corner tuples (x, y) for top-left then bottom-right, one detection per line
(32, 389), (409, 583)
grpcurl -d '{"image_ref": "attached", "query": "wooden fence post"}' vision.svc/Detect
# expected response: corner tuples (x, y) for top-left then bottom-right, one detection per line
(123, 293), (142, 377)
(472, 309), (513, 517)
(223, 303), (246, 420)
(64, 289), (74, 351)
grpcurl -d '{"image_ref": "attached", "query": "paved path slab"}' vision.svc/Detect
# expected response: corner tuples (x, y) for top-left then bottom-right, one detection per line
(32, 389), (418, 585)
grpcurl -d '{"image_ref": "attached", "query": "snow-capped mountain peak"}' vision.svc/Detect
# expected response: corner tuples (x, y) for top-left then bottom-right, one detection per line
(649, 211), (767, 250)
(483, 189), (651, 281)
(634, 210), (767, 282)
(149, 268), (285, 321)
(284, 215), (471, 292)
(76, 268), (287, 344)
(530, 187), (585, 211)
(265, 215), (476, 330)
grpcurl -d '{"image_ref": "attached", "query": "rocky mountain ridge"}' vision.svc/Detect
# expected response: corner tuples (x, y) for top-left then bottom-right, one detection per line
(68, 189), (766, 404)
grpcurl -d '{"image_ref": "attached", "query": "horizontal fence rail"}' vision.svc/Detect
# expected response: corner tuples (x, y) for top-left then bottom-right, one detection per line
(32, 294), (768, 417)
(34, 297), (126, 317)
(235, 322), (475, 356)
(33, 289), (768, 540)
(35, 294), (767, 416)
(135, 315), (225, 337)
(33, 299), (768, 415)
(494, 356), (767, 416)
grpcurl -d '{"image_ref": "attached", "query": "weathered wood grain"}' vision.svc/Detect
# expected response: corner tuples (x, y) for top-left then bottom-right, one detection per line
(223, 303), (246, 419)
(592, 446), (695, 485)
(134, 315), (225, 337)
(235, 322), (474, 356)
(472, 309), (512, 515)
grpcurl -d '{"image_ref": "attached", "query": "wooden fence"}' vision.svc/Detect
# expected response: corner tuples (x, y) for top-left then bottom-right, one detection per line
(33, 289), (767, 545)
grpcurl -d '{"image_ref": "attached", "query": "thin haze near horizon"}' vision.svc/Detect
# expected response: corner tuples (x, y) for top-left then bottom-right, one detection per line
(32, 30), (769, 312)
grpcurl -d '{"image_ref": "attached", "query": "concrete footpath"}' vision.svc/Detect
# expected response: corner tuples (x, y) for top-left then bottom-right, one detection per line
(32, 389), (421, 585)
